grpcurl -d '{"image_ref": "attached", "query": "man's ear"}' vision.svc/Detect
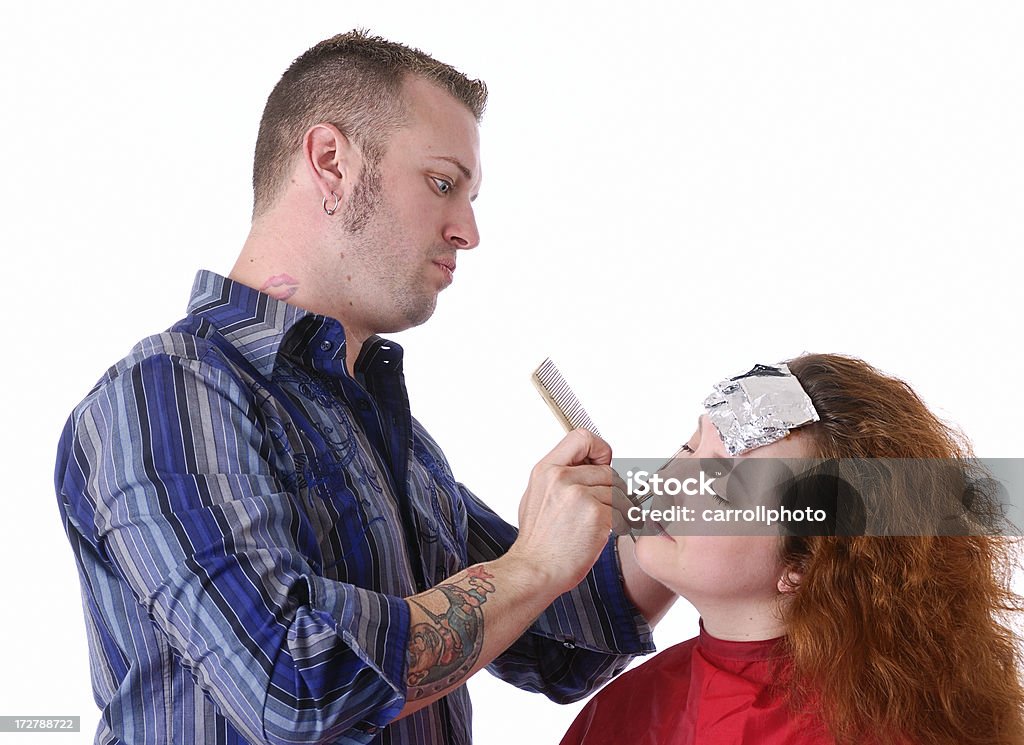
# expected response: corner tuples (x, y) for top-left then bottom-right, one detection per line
(301, 123), (363, 205)
(778, 570), (802, 594)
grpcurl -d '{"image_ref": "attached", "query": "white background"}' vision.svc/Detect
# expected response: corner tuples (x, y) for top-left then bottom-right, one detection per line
(1, 2), (1022, 743)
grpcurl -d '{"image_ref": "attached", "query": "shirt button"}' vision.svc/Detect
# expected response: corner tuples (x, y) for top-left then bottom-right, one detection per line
(320, 340), (333, 352)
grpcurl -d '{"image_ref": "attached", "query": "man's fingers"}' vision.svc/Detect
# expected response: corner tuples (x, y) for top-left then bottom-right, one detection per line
(542, 429), (613, 467)
(541, 463), (615, 489)
(611, 485), (644, 532)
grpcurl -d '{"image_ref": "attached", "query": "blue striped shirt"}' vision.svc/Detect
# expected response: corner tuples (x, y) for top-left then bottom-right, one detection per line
(55, 270), (654, 745)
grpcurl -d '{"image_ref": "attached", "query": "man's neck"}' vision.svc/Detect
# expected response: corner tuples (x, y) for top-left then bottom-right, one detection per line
(231, 218), (371, 378)
(343, 334), (367, 379)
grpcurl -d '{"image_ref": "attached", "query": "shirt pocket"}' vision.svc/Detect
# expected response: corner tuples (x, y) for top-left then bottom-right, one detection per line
(300, 455), (387, 583)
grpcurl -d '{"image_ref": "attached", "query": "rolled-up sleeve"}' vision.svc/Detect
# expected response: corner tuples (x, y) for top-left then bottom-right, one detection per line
(57, 351), (410, 744)
(460, 484), (655, 703)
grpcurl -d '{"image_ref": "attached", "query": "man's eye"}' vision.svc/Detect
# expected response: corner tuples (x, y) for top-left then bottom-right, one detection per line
(432, 177), (453, 194)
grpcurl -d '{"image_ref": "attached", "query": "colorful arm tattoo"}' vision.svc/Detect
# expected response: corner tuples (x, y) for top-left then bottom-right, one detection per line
(405, 565), (496, 700)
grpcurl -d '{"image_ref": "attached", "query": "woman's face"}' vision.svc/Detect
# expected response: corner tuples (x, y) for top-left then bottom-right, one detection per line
(633, 414), (811, 605)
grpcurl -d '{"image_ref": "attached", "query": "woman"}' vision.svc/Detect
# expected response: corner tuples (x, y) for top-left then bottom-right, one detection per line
(562, 353), (1024, 745)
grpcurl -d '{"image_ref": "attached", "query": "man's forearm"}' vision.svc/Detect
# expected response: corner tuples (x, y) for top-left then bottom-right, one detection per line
(394, 553), (561, 720)
(393, 535), (674, 724)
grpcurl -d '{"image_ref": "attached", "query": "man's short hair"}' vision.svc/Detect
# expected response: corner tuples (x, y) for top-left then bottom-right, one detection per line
(252, 29), (488, 217)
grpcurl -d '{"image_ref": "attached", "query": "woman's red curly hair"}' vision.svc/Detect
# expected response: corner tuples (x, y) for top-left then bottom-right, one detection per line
(781, 353), (1024, 745)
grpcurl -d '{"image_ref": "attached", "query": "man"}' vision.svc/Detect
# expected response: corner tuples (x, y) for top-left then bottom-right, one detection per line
(55, 31), (675, 744)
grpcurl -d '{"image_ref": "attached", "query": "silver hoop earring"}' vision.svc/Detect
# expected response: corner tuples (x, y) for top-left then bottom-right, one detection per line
(323, 192), (340, 216)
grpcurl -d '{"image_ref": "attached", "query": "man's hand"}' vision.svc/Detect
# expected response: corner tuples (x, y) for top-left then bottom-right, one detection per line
(506, 429), (617, 593)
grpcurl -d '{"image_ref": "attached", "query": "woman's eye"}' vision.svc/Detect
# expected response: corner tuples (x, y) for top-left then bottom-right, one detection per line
(432, 177), (453, 194)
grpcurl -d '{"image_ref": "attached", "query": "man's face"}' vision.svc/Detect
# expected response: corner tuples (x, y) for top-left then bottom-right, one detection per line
(335, 75), (482, 334)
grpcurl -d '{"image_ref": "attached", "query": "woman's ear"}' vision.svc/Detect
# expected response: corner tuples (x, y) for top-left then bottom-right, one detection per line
(778, 570), (802, 594)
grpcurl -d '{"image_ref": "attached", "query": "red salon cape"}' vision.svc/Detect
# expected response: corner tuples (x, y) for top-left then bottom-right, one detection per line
(560, 624), (832, 745)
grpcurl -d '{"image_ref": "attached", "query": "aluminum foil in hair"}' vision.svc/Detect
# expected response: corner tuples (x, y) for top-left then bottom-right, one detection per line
(703, 363), (820, 456)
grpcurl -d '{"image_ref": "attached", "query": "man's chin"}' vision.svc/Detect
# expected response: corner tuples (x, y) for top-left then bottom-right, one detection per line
(390, 297), (438, 332)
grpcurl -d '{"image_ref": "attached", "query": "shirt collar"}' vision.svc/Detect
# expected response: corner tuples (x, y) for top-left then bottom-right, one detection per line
(186, 270), (406, 379)
(186, 269), (312, 377)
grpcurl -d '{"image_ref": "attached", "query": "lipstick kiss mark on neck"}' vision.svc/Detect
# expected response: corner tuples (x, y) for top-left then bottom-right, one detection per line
(260, 273), (300, 301)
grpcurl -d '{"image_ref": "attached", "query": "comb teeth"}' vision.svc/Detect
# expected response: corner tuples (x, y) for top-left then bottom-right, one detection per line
(532, 357), (602, 436)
